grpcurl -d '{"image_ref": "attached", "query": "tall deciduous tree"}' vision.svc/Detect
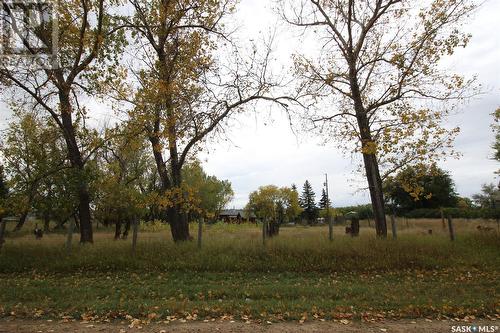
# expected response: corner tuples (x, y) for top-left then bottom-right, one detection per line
(281, 0), (477, 236)
(182, 161), (234, 222)
(0, 0), (126, 242)
(246, 185), (301, 237)
(94, 125), (151, 239)
(0, 110), (70, 231)
(121, 0), (290, 241)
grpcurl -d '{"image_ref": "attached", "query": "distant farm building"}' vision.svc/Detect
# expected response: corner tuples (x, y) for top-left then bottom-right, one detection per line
(218, 209), (257, 223)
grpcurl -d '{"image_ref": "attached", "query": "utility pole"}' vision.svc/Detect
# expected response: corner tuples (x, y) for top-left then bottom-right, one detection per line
(325, 173), (333, 241)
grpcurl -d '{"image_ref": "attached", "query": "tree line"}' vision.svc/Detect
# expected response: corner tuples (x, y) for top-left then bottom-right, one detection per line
(0, 0), (479, 242)
(246, 155), (500, 231)
(0, 112), (234, 237)
(245, 180), (334, 229)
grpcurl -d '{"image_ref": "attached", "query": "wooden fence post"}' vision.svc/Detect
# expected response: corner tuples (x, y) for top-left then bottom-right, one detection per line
(132, 217), (139, 253)
(440, 208), (446, 230)
(328, 215), (333, 241)
(447, 215), (455, 241)
(66, 218), (74, 253)
(390, 214), (397, 239)
(0, 217), (7, 253)
(198, 218), (203, 249)
(262, 219), (267, 246)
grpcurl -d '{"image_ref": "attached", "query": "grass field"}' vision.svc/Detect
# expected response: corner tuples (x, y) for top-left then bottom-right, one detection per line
(0, 218), (499, 323)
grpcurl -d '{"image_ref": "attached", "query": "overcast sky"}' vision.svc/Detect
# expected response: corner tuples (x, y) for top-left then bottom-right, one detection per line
(0, 0), (499, 209)
(200, 0), (500, 208)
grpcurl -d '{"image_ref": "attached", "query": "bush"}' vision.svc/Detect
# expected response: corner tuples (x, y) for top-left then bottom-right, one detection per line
(336, 204), (373, 219)
(403, 207), (500, 219)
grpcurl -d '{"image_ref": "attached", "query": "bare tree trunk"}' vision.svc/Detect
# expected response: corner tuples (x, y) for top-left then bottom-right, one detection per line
(362, 153), (387, 237)
(43, 214), (50, 232)
(60, 93), (93, 243)
(122, 218), (131, 239)
(167, 114), (191, 242)
(440, 207), (446, 230)
(75, 177), (93, 243)
(114, 219), (122, 240)
(73, 213), (80, 230)
(197, 218), (203, 249)
(12, 210), (29, 232)
(149, 134), (191, 242)
(132, 217), (138, 253)
(270, 221), (280, 237)
(168, 207), (190, 241)
(0, 217), (6, 252)
(350, 65), (388, 237)
(264, 220), (280, 238)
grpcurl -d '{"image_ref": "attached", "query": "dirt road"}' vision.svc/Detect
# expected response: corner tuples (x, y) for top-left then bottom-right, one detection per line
(1, 319), (498, 333)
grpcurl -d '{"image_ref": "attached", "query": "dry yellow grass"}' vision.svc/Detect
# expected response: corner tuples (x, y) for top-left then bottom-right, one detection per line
(0, 218), (498, 321)
(3, 217), (498, 247)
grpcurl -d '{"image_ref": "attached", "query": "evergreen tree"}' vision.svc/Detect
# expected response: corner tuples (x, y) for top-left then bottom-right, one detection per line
(299, 180), (318, 224)
(318, 188), (331, 209)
